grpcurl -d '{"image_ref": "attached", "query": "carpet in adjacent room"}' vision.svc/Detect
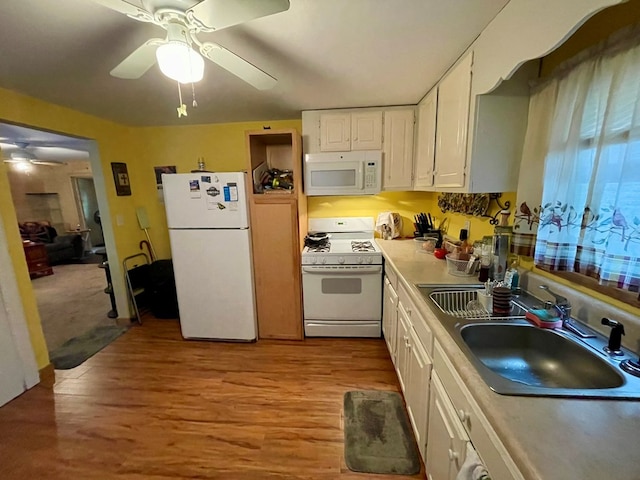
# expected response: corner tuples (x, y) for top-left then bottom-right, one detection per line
(343, 390), (421, 475)
(49, 325), (129, 369)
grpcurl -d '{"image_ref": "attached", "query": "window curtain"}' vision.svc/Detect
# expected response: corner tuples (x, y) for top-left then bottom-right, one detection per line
(534, 26), (640, 292)
(512, 79), (558, 256)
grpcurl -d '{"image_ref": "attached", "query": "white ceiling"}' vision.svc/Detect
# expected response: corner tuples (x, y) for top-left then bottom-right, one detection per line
(0, 0), (509, 131)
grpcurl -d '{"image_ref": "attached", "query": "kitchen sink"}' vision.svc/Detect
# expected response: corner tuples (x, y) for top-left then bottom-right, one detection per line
(460, 323), (624, 390)
(416, 284), (640, 399)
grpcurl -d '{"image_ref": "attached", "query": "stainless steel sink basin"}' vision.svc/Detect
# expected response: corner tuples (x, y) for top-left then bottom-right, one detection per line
(416, 284), (640, 399)
(460, 323), (624, 390)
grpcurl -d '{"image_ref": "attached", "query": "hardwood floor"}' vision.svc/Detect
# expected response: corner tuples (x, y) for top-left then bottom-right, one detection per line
(0, 317), (425, 479)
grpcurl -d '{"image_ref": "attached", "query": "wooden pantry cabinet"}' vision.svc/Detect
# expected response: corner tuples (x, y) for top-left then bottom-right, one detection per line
(245, 129), (307, 340)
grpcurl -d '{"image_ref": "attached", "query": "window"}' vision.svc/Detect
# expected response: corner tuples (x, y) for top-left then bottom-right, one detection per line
(516, 27), (640, 299)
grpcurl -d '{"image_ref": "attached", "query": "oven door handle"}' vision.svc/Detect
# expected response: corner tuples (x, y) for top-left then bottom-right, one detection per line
(302, 266), (382, 274)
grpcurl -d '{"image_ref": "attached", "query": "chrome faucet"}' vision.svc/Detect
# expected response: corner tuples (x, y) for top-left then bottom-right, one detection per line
(539, 285), (572, 321)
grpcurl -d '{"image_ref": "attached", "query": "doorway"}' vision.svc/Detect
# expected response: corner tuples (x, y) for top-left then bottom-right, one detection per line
(73, 176), (104, 251)
(1, 122), (120, 363)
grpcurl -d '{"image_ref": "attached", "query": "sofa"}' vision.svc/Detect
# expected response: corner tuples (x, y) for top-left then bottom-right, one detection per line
(18, 221), (84, 265)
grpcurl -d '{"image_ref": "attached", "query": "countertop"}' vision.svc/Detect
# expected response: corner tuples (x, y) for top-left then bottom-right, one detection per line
(376, 239), (640, 480)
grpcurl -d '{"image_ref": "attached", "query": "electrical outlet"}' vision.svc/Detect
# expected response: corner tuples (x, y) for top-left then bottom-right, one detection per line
(116, 214), (124, 226)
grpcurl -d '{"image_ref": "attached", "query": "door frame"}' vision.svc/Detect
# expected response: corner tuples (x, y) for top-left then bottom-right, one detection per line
(0, 215), (39, 403)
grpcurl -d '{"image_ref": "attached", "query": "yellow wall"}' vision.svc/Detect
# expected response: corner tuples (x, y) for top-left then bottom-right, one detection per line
(0, 87), (138, 368)
(541, 0), (640, 76)
(134, 121), (301, 259)
(307, 192), (516, 244)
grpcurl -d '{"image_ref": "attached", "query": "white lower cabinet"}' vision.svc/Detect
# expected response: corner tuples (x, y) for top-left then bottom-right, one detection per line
(433, 341), (525, 480)
(395, 304), (411, 394)
(406, 326), (432, 459)
(426, 373), (469, 480)
(381, 274), (524, 480)
(387, 281), (434, 461)
(382, 275), (399, 365)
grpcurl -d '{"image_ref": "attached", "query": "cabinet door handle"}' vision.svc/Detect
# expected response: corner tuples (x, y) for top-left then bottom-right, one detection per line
(458, 409), (470, 422)
(448, 448), (459, 461)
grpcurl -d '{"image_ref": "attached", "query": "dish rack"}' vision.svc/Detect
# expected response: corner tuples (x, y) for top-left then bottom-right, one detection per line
(429, 289), (490, 319)
(445, 254), (479, 277)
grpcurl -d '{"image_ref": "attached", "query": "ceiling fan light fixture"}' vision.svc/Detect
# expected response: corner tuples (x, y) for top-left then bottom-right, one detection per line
(156, 41), (204, 84)
(10, 150), (36, 161)
(13, 161), (32, 173)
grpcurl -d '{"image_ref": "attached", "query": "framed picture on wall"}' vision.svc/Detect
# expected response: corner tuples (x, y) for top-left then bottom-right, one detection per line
(111, 162), (131, 196)
(154, 165), (176, 203)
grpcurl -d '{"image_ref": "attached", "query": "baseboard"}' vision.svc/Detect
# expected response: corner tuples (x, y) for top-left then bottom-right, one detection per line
(38, 363), (56, 388)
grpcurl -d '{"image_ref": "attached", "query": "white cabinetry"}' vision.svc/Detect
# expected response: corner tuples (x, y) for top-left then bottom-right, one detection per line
(432, 341), (524, 480)
(319, 111), (383, 152)
(387, 281), (434, 460)
(382, 109), (415, 191)
(303, 107), (416, 188)
(395, 304), (411, 394)
(319, 113), (351, 151)
(414, 89), (437, 190)
(434, 52), (472, 189)
(406, 326), (431, 459)
(426, 373), (470, 480)
(382, 273), (399, 366)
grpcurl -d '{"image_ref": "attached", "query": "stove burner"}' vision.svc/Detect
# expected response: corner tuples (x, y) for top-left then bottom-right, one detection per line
(306, 243), (330, 253)
(351, 241), (375, 253)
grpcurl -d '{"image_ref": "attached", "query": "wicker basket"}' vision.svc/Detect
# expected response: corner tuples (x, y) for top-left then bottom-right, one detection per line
(445, 254), (479, 277)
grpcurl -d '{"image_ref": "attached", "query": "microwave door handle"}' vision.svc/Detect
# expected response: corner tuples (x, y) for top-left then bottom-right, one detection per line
(357, 163), (364, 190)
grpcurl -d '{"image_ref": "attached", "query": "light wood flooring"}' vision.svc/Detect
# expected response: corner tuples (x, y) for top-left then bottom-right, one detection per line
(0, 317), (425, 479)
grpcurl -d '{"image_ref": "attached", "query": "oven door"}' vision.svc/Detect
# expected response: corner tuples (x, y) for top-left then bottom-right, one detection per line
(302, 265), (382, 321)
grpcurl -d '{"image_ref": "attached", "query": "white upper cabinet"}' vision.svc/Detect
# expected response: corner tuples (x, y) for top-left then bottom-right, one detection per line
(319, 113), (351, 151)
(382, 109), (415, 191)
(319, 111), (382, 152)
(351, 111), (383, 150)
(414, 88), (437, 190)
(434, 52), (472, 190)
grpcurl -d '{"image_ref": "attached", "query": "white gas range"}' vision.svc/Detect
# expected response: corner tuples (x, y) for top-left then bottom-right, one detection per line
(302, 217), (382, 337)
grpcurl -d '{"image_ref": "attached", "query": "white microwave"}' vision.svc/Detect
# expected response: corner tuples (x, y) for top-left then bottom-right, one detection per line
(303, 151), (382, 196)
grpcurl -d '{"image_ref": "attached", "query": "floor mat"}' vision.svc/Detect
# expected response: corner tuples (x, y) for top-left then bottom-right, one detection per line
(343, 390), (420, 475)
(49, 325), (129, 369)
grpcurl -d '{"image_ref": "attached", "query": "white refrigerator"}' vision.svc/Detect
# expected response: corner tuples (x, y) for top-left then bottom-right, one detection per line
(162, 172), (256, 341)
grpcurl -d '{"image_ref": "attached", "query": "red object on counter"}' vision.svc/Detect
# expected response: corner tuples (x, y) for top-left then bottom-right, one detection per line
(434, 248), (447, 259)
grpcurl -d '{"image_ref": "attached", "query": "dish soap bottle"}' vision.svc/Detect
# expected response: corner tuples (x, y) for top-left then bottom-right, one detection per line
(459, 229), (473, 255)
(504, 258), (519, 291)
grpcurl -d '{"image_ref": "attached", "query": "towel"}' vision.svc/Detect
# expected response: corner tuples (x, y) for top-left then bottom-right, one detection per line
(375, 212), (402, 239)
(456, 443), (491, 480)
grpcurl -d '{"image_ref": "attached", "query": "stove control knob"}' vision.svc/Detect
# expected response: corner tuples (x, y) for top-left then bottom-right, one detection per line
(311, 257), (317, 265)
(357, 257), (363, 264)
(321, 258), (327, 265)
(366, 257), (373, 264)
(338, 257), (345, 264)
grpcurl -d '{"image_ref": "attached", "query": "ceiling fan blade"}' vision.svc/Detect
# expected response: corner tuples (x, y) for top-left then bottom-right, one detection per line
(91, 0), (154, 22)
(31, 160), (64, 166)
(188, 0), (289, 31)
(200, 42), (276, 90)
(111, 39), (164, 79)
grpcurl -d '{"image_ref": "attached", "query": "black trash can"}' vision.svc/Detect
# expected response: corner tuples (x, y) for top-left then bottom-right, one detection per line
(146, 259), (179, 319)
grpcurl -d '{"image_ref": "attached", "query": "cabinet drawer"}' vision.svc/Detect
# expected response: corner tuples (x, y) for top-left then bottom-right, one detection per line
(384, 263), (398, 290)
(433, 341), (524, 480)
(398, 282), (433, 357)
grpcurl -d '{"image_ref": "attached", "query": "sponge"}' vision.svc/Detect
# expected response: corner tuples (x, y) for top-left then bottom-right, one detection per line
(525, 309), (562, 329)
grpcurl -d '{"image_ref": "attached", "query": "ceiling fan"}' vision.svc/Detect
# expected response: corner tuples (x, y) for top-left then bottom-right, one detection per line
(1, 142), (65, 167)
(93, 0), (289, 90)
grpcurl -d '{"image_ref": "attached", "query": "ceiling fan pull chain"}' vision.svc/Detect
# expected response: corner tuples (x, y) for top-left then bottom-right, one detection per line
(191, 82), (198, 108)
(177, 82), (188, 118)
